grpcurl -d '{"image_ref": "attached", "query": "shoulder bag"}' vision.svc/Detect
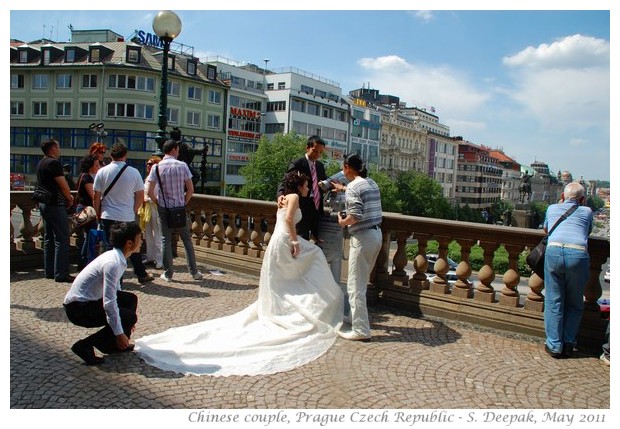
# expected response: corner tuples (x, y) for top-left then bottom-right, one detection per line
(526, 205), (578, 278)
(155, 165), (187, 229)
(71, 173), (97, 228)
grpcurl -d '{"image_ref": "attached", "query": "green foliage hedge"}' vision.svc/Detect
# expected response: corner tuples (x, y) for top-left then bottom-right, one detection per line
(405, 240), (533, 277)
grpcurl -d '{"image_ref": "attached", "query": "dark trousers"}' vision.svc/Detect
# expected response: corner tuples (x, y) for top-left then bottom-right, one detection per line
(64, 291), (138, 354)
(100, 219), (148, 278)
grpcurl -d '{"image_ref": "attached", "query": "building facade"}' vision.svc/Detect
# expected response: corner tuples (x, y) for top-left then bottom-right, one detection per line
(10, 29), (228, 194)
(454, 138), (503, 209)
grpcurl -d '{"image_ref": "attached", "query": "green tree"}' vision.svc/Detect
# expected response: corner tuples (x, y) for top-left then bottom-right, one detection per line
(395, 170), (452, 218)
(369, 170), (401, 213)
(587, 195), (605, 211)
(529, 201), (549, 228)
(234, 132), (306, 201)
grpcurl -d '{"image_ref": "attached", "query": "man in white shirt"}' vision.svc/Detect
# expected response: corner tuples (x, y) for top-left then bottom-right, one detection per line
(63, 222), (142, 365)
(93, 143), (153, 284)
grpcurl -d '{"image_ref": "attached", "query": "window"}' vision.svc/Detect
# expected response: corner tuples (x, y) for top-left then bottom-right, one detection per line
(168, 55), (176, 71)
(126, 47), (141, 63)
(208, 90), (222, 104)
(187, 111), (201, 126)
(315, 89), (327, 98)
(107, 102), (153, 119)
(267, 83), (274, 90)
(322, 107), (333, 119)
(307, 103), (319, 116)
(188, 86), (202, 101)
(65, 48), (76, 63)
(33, 101), (48, 116)
(56, 74), (72, 89)
(278, 82), (285, 90)
(187, 60), (197, 76)
(167, 107), (179, 124)
(11, 101), (24, 115)
(43, 50), (51, 65)
(80, 102), (97, 117)
(266, 101), (286, 111)
(301, 84), (313, 94)
(56, 102), (71, 116)
(265, 123), (285, 133)
(33, 74), (49, 90)
(11, 74), (24, 89)
(90, 48), (100, 62)
(207, 114), (220, 129)
(19, 50), (28, 63)
(291, 99), (305, 112)
(168, 81), (180, 96)
(108, 74), (154, 91)
(82, 74), (98, 88)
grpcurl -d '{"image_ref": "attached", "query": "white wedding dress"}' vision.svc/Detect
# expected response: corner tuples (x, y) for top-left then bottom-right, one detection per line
(135, 208), (344, 376)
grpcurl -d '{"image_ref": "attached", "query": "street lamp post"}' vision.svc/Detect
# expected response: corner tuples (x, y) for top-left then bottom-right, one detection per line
(152, 10), (182, 154)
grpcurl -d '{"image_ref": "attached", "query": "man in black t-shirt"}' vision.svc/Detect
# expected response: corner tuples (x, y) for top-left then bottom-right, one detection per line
(35, 138), (75, 283)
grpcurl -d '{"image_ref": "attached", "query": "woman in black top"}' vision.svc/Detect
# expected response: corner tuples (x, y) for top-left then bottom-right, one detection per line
(76, 154), (101, 269)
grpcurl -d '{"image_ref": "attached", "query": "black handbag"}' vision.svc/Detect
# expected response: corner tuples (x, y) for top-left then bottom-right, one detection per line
(155, 165), (187, 229)
(31, 186), (53, 204)
(526, 205), (577, 277)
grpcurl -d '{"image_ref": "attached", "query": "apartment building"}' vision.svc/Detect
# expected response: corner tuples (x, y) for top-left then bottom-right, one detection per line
(263, 68), (350, 159)
(488, 149), (521, 203)
(454, 138), (503, 209)
(10, 29), (227, 194)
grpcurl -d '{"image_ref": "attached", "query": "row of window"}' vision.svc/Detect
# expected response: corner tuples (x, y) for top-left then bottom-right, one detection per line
(12, 72), (223, 105)
(11, 100), (222, 130)
(457, 175), (503, 184)
(290, 98), (347, 122)
(291, 121), (347, 142)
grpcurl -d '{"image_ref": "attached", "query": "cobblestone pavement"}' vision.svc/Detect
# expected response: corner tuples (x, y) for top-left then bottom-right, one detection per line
(10, 262), (610, 411)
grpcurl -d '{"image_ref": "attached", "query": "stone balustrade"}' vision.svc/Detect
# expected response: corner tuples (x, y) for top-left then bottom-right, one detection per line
(11, 191), (609, 348)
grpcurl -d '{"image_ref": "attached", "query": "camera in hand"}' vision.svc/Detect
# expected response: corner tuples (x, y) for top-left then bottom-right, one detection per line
(339, 211), (347, 219)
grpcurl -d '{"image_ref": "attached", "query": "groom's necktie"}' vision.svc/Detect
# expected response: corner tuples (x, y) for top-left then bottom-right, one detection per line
(310, 161), (320, 209)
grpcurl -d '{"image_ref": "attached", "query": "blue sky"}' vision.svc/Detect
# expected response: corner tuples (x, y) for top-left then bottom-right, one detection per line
(6, 4), (614, 182)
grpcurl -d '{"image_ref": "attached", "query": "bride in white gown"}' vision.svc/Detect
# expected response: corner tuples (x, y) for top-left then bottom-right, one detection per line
(135, 171), (344, 376)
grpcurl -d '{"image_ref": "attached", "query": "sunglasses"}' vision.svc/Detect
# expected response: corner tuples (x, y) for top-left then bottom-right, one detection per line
(147, 162), (154, 166)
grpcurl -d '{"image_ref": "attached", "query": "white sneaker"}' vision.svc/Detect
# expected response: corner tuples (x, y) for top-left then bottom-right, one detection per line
(192, 271), (204, 280)
(159, 273), (172, 282)
(600, 353), (610, 366)
(337, 329), (371, 342)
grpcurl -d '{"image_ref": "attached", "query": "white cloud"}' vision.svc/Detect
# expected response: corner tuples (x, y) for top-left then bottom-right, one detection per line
(357, 55), (491, 132)
(503, 34), (610, 70)
(502, 35), (610, 132)
(409, 10), (434, 23)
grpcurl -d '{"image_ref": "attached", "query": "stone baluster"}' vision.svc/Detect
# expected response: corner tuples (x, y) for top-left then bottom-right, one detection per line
(409, 233), (431, 292)
(189, 207), (203, 243)
(211, 209), (225, 250)
(500, 244), (523, 307)
(248, 216), (264, 257)
(452, 239), (474, 299)
(525, 272), (545, 311)
(202, 211), (215, 248)
(16, 202), (38, 252)
(389, 230), (411, 287)
(223, 211), (238, 252)
(429, 236), (451, 294)
(474, 240), (499, 303)
(235, 213), (250, 256)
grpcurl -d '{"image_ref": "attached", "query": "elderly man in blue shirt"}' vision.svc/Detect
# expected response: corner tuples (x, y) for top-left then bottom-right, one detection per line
(543, 182), (593, 358)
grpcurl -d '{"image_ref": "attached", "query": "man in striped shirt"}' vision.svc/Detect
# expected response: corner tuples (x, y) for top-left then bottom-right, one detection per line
(146, 140), (203, 282)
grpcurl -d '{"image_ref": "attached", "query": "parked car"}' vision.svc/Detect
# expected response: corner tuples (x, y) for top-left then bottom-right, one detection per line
(426, 271), (473, 288)
(425, 254), (458, 274)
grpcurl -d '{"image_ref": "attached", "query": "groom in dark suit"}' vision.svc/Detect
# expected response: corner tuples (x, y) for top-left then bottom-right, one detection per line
(277, 135), (327, 241)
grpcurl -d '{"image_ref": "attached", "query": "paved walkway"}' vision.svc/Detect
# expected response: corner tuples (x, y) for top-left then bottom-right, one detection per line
(10, 260), (610, 413)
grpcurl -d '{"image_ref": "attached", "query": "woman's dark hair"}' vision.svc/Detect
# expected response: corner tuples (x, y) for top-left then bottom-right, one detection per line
(80, 154), (99, 174)
(281, 170), (309, 195)
(344, 153), (368, 178)
(109, 222), (142, 249)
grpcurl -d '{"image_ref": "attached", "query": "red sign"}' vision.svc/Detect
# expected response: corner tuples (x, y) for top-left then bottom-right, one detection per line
(230, 107), (261, 120)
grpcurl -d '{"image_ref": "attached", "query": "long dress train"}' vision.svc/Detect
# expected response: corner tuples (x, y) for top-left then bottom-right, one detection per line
(135, 208), (343, 376)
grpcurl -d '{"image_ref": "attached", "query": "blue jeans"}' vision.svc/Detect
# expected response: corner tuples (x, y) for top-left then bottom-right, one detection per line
(543, 245), (590, 353)
(157, 206), (198, 279)
(39, 203), (71, 279)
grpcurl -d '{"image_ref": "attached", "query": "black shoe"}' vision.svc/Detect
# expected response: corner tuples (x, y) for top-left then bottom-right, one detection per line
(55, 275), (76, 283)
(45, 274), (54, 279)
(71, 340), (104, 365)
(562, 343), (575, 358)
(545, 345), (564, 359)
